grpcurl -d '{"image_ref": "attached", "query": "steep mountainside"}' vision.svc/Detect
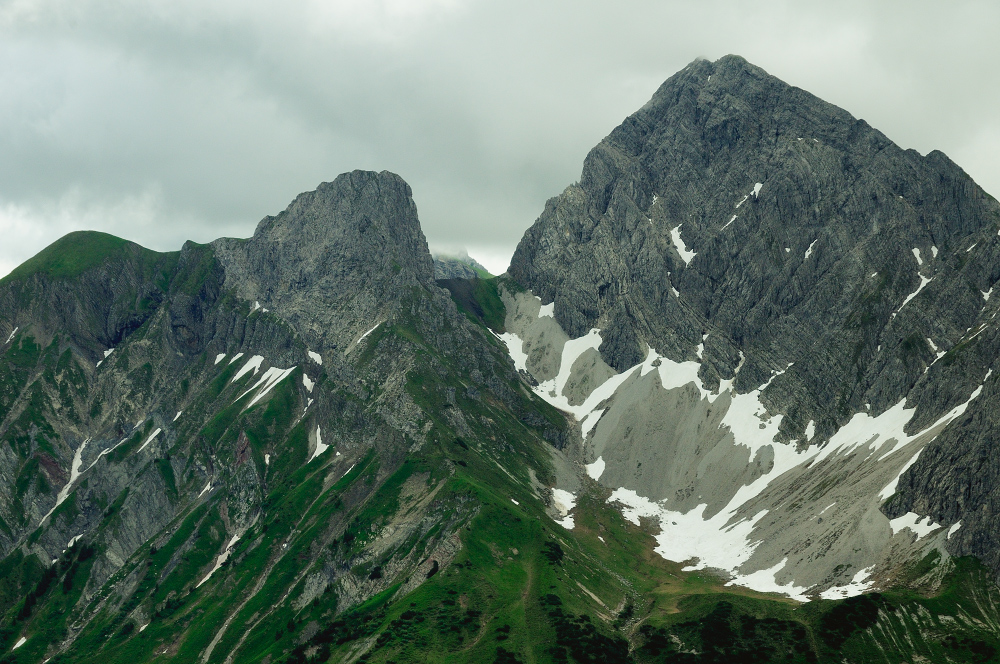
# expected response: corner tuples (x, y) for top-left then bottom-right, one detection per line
(3, 58), (1000, 664)
(504, 55), (1000, 598)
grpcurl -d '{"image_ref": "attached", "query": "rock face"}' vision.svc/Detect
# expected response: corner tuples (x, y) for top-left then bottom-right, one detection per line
(510, 55), (1000, 439)
(213, 170), (436, 353)
(504, 55), (1000, 594)
(0, 170), (567, 662)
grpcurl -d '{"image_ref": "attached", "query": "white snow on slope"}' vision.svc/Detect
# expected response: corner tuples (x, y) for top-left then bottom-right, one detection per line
(229, 352), (244, 364)
(967, 243), (977, 252)
(215, 353), (226, 365)
(984, 288), (993, 302)
(41, 438), (90, 524)
(912, 247), (923, 265)
(586, 457), (606, 480)
(197, 534), (241, 587)
(670, 225), (697, 265)
(948, 522), (962, 539)
(819, 567), (874, 600)
(538, 302), (555, 317)
(97, 348), (114, 368)
(804, 240), (817, 259)
(302, 374), (314, 393)
(309, 426), (329, 463)
(501, 288), (989, 601)
(721, 215), (737, 230)
(238, 366), (296, 410)
(5, 327), (17, 344)
(13, 637), (25, 650)
(752, 182), (763, 198)
(173, 411), (183, 422)
(893, 275), (932, 316)
(497, 333), (529, 372)
(552, 489), (577, 529)
(136, 428), (162, 453)
(358, 322), (381, 343)
(231, 355), (264, 383)
(199, 482), (212, 497)
(889, 512), (943, 539)
(308, 350), (323, 365)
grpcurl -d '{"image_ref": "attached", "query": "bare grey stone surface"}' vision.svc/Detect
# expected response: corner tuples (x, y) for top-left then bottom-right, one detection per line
(508, 54), (1000, 577)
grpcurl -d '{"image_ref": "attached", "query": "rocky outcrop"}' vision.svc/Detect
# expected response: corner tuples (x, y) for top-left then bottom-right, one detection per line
(506, 54), (1000, 588)
(510, 55), (1000, 445)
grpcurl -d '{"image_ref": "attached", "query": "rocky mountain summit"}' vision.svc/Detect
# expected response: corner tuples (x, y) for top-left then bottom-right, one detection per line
(506, 54), (1000, 590)
(3, 57), (1000, 664)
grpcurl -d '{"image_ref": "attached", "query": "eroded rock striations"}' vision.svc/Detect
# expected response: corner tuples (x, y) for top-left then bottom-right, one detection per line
(504, 55), (1000, 595)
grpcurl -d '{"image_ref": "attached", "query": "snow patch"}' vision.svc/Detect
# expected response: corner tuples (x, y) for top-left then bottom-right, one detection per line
(229, 352), (244, 365)
(948, 521), (962, 539)
(670, 225), (697, 265)
(931, 246), (938, 259)
(238, 366), (297, 410)
(103, 348), (115, 358)
(231, 355), (264, 383)
(250, 301), (261, 313)
(197, 534), (241, 587)
(983, 288), (993, 302)
(804, 240), (817, 259)
(538, 302), (555, 318)
(173, 411), (182, 422)
(804, 420), (816, 441)
(912, 247), (923, 265)
(41, 438), (90, 524)
(302, 374), (314, 393)
(967, 243), (977, 253)
(497, 333), (529, 372)
(136, 428), (162, 453)
(215, 353), (226, 365)
(580, 409), (605, 439)
(552, 489), (577, 529)
(727, 559), (809, 600)
(199, 482), (212, 497)
(511, 498), (519, 506)
(889, 512), (942, 539)
(309, 426), (329, 463)
(721, 215), (737, 230)
(265, 454), (270, 466)
(752, 182), (763, 198)
(893, 275), (932, 316)
(13, 637), (25, 650)
(307, 350), (323, 365)
(358, 322), (381, 343)
(5, 327), (17, 344)
(819, 567), (874, 600)
(586, 457), (606, 481)
(927, 338), (945, 361)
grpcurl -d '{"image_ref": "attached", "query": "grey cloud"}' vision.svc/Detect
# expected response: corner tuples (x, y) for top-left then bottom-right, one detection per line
(0, 0), (997, 277)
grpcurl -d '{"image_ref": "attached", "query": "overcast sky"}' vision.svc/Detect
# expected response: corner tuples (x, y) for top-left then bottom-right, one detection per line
(0, 0), (997, 276)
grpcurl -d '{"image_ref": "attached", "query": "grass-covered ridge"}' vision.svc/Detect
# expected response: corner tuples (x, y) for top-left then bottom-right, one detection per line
(0, 231), (177, 285)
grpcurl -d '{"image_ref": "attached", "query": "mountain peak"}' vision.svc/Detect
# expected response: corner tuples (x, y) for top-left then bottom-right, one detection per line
(213, 170), (434, 350)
